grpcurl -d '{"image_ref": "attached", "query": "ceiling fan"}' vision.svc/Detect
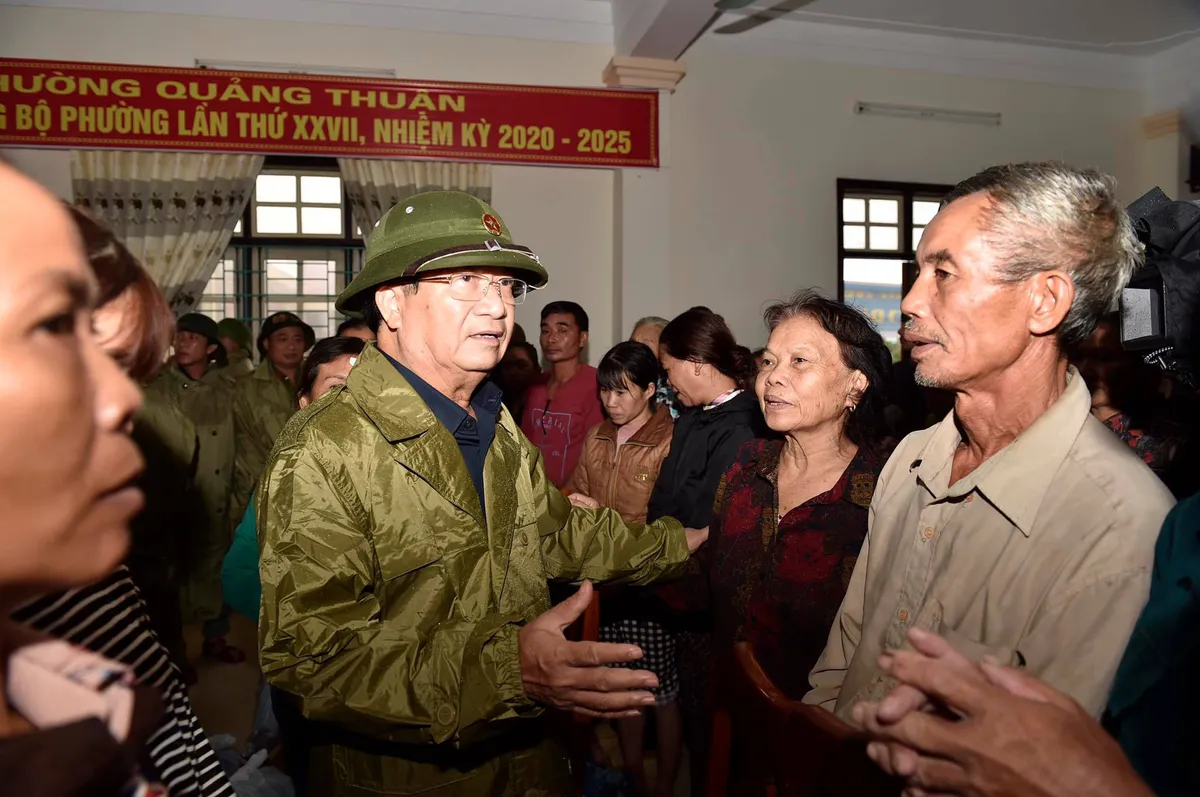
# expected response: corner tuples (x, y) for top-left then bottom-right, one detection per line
(710, 0), (818, 34)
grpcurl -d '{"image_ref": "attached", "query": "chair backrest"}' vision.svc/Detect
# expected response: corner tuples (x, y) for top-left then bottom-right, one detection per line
(705, 642), (900, 797)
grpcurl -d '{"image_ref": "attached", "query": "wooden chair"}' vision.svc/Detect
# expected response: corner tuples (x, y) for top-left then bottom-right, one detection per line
(705, 642), (900, 797)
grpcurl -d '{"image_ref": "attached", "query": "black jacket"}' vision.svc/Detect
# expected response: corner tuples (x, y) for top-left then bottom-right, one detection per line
(647, 390), (766, 529)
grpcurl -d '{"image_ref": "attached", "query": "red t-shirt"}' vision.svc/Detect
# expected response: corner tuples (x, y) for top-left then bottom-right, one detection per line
(521, 364), (604, 488)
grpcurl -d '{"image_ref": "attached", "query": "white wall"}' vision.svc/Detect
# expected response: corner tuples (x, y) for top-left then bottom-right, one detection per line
(1, 5), (1151, 354)
(669, 48), (1142, 347)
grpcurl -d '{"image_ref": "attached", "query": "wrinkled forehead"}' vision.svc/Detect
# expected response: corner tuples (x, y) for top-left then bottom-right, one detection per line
(768, 312), (840, 354)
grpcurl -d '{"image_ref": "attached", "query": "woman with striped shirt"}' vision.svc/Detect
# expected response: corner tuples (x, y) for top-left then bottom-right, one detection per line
(10, 206), (234, 797)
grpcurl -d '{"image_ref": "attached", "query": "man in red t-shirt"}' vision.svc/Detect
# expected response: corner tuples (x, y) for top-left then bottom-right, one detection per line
(521, 301), (604, 487)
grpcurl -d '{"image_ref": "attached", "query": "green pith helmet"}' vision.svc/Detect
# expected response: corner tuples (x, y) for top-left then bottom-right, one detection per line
(217, 318), (253, 353)
(257, 311), (316, 358)
(335, 191), (548, 318)
(177, 313), (220, 347)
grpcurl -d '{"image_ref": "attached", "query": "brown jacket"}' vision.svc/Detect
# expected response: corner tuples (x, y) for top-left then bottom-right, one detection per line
(564, 406), (674, 524)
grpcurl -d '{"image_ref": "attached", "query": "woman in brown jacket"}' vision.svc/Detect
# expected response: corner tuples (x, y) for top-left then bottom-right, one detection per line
(564, 341), (676, 796)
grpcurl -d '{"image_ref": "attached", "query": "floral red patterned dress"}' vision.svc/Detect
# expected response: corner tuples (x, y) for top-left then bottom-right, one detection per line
(674, 437), (888, 728)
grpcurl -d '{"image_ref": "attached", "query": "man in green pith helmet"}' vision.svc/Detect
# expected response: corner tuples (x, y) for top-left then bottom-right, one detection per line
(256, 191), (708, 795)
(145, 312), (245, 665)
(230, 310), (314, 522)
(218, 318), (255, 377)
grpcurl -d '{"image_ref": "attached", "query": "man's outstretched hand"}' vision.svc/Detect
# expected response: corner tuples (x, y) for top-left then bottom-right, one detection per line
(519, 581), (659, 719)
(685, 526), (709, 553)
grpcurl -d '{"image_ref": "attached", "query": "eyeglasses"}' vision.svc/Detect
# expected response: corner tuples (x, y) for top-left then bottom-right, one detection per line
(419, 273), (536, 305)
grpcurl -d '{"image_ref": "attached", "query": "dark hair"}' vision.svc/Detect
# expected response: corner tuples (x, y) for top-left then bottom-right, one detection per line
(336, 317), (371, 337)
(507, 341), (539, 365)
(297, 336), (366, 401)
(762, 290), (893, 447)
(541, 301), (589, 332)
(659, 306), (756, 388)
(598, 341), (661, 396)
(68, 206), (174, 383)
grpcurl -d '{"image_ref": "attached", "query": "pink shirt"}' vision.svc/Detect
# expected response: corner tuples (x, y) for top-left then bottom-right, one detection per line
(521, 364), (604, 487)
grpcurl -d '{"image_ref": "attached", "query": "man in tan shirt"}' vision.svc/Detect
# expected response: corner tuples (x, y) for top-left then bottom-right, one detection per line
(804, 162), (1175, 719)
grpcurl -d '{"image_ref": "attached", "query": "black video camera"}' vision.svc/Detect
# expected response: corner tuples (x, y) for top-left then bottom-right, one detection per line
(1120, 188), (1200, 387)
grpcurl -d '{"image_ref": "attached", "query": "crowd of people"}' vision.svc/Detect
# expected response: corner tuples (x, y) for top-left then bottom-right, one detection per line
(1, 154), (1198, 797)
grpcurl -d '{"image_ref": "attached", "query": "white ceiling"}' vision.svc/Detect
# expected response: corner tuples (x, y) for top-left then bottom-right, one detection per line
(6, 0), (1200, 94)
(712, 0), (1200, 54)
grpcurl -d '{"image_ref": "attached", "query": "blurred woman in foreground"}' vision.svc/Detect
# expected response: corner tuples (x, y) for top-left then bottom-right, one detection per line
(5, 188), (234, 795)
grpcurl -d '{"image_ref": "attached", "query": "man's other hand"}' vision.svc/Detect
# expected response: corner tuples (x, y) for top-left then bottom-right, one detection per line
(685, 526), (709, 553)
(519, 581), (658, 719)
(852, 628), (1154, 797)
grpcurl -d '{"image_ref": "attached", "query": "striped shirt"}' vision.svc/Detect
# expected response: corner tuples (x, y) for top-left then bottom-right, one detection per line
(12, 566), (235, 797)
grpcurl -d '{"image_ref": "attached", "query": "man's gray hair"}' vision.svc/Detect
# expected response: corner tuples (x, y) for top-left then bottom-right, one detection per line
(942, 162), (1143, 346)
(631, 315), (669, 334)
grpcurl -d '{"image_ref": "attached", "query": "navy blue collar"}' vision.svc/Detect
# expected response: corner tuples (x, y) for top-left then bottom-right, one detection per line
(380, 351), (503, 433)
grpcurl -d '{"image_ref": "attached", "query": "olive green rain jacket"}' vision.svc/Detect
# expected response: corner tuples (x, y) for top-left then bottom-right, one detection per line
(257, 345), (689, 796)
(127, 391), (204, 668)
(223, 348), (255, 378)
(231, 359), (298, 522)
(145, 366), (236, 623)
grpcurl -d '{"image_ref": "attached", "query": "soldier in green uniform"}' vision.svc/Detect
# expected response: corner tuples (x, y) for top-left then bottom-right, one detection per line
(231, 311), (314, 522)
(146, 312), (245, 664)
(218, 318), (255, 377)
(257, 191), (708, 796)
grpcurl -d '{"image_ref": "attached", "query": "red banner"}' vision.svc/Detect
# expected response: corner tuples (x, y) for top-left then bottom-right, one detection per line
(0, 59), (658, 168)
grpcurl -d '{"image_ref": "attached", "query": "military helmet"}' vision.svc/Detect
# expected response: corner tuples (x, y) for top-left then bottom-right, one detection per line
(257, 311), (316, 358)
(177, 313), (220, 347)
(217, 318), (253, 353)
(335, 191), (548, 317)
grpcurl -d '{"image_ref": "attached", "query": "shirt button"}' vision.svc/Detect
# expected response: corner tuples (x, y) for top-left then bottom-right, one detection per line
(212, 430), (218, 436)
(921, 526), (935, 542)
(464, 419), (476, 429)
(898, 608), (910, 623)
(965, 494), (975, 504)
(436, 703), (456, 726)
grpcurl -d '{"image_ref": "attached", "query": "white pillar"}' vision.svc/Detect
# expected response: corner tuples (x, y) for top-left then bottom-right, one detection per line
(603, 58), (686, 341)
(1135, 109), (1195, 201)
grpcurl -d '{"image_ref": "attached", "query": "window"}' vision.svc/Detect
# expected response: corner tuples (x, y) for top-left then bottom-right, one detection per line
(837, 179), (953, 360)
(253, 172), (346, 237)
(197, 156), (365, 344)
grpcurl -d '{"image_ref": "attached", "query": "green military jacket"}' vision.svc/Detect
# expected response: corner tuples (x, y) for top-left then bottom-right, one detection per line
(147, 366), (236, 531)
(257, 345), (689, 796)
(146, 366), (237, 622)
(232, 359), (298, 522)
(223, 349), (255, 378)
(128, 392), (200, 581)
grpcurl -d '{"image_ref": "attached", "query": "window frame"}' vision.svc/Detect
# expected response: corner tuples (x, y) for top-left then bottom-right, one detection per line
(238, 154), (360, 246)
(837, 178), (952, 339)
(203, 155), (366, 341)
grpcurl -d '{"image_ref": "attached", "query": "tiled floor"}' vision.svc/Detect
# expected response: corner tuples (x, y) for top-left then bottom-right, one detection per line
(185, 613), (262, 747)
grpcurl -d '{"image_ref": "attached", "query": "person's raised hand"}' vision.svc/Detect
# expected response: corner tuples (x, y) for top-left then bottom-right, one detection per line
(519, 581), (658, 719)
(567, 493), (600, 509)
(685, 526), (709, 554)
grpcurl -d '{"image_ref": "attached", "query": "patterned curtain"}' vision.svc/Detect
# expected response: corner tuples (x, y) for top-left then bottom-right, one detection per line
(71, 150), (263, 315)
(337, 159), (492, 237)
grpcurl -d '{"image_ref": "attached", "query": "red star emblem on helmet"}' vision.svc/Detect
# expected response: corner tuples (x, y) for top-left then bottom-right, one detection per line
(482, 213), (503, 236)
